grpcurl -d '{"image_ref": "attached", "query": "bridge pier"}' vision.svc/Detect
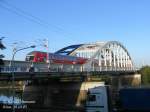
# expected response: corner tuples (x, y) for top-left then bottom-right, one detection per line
(22, 73), (141, 111)
(23, 79), (105, 111)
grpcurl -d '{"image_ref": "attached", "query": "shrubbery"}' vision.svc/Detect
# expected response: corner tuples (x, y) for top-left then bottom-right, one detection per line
(140, 66), (150, 85)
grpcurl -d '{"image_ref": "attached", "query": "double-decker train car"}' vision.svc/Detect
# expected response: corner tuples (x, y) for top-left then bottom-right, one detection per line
(25, 51), (87, 65)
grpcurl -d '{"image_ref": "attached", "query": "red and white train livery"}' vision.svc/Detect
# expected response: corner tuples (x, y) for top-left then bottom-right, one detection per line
(26, 51), (87, 65)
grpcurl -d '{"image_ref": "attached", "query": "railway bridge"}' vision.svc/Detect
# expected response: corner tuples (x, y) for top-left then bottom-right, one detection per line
(0, 41), (135, 79)
(0, 41), (140, 111)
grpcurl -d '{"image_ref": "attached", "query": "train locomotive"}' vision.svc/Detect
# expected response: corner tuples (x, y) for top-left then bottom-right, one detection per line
(25, 51), (87, 65)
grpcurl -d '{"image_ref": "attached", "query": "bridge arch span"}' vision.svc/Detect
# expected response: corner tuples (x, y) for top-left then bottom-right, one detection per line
(67, 41), (134, 71)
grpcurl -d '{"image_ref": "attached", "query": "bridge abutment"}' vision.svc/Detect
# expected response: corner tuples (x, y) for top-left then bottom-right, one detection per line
(23, 79), (106, 111)
(22, 73), (141, 111)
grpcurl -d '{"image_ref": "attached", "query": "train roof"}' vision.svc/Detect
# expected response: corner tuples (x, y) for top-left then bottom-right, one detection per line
(27, 51), (47, 55)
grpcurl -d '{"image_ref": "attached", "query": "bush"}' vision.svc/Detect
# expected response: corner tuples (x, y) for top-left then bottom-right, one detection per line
(140, 66), (150, 85)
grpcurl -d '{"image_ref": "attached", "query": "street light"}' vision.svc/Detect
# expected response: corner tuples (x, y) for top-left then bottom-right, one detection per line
(10, 45), (36, 112)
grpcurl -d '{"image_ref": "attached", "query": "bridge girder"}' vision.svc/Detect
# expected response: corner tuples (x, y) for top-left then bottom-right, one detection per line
(70, 41), (134, 71)
(1, 41), (134, 73)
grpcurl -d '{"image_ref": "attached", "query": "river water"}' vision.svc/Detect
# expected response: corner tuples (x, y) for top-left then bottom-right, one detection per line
(0, 88), (23, 104)
(0, 95), (22, 104)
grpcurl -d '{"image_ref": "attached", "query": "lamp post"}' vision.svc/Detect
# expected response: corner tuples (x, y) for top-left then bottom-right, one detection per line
(10, 45), (36, 112)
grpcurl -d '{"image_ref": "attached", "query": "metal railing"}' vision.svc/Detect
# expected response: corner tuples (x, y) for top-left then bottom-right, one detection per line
(0, 60), (135, 73)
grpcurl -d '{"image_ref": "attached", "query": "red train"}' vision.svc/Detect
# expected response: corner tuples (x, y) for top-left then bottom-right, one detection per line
(25, 51), (87, 64)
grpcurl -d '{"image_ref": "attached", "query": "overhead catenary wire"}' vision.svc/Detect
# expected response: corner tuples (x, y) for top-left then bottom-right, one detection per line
(0, 0), (73, 37)
(0, 0), (63, 31)
(0, 3), (50, 29)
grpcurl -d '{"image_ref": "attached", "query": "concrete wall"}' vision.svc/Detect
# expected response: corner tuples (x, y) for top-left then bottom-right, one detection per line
(23, 81), (104, 112)
(23, 73), (141, 111)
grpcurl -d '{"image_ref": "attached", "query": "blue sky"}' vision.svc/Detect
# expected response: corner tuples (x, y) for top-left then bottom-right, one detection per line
(0, 0), (150, 67)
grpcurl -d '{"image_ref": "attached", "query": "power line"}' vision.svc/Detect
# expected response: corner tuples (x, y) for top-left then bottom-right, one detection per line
(0, 0), (72, 36)
(1, 0), (64, 31)
(0, 3), (50, 29)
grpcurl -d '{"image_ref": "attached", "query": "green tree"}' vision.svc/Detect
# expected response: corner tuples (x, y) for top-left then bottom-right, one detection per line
(0, 37), (6, 71)
(140, 66), (150, 85)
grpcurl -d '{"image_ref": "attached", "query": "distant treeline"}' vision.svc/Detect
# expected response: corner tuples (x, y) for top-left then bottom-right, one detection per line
(140, 66), (150, 85)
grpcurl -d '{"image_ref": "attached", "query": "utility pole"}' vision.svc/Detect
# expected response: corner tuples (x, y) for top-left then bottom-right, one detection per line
(43, 39), (50, 70)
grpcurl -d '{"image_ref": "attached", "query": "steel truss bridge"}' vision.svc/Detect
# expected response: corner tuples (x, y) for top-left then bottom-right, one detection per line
(0, 41), (135, 80)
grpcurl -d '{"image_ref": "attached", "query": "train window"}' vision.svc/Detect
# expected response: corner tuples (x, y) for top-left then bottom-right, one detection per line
(26, 55), (34, 61)
(59, 52), (68, 55)
(26, 56), (29, 61)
